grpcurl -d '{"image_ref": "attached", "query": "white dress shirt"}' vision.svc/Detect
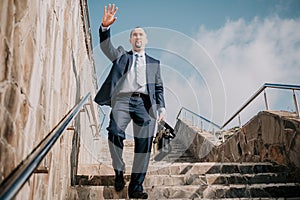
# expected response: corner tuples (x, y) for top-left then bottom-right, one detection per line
(118, 51), (148, 94)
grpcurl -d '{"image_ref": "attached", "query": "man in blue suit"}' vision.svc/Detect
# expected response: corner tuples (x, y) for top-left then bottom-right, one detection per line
(94, 4), (166, 199)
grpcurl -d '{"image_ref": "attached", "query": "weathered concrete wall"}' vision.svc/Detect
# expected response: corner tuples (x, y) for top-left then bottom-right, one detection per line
(176, 111), (300, 173)
(0, 0), (97, 199)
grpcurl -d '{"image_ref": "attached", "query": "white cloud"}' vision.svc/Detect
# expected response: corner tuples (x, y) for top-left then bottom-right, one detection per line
(195, 17), (300, 127)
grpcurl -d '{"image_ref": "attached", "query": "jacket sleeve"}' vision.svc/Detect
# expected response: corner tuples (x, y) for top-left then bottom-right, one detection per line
(99, 26), (125, 62)
(155, 60), (166, 109)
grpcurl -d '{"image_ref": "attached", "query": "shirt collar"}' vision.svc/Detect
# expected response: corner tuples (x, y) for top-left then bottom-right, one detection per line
(133, 50), (145, 57)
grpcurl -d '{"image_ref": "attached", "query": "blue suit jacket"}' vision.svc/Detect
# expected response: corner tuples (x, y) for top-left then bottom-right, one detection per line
(94, 27), (165, 116)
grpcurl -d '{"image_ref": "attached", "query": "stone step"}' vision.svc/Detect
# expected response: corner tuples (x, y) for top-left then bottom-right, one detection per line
(203, 183), (300, 199)
(96, 134), (200, 165)
(75, 174), (205, 187)
(205, 172), (297, 185)
(78, 162), (290, 176)
(76, 171), (297, 188)
(148, 162), (290, 176)
(153, 152), (198, 163)
(68, 183), (300, 199)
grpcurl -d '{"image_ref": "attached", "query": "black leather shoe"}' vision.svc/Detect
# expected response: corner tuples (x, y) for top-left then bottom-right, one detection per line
(128, 191), (148, 199)
(114, 171), (125, 192)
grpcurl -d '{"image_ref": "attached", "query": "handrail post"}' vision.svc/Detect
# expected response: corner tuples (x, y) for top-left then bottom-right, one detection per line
(222, 132), (225, 143)
(238, 115), (241, 128)
(264, 89), (269, 110)
(176, 108), (182, 120)
(293, 89), (299, 117)
(192, 116), (194, 126)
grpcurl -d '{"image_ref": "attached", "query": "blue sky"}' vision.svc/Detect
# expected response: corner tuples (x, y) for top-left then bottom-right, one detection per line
(88, 1), (300, 129)
(88, 0), (300, 44)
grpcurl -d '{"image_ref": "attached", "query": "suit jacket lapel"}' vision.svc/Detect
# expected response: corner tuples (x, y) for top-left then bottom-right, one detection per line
(145, 54), (150, 81)
(126, 51), (133, 73)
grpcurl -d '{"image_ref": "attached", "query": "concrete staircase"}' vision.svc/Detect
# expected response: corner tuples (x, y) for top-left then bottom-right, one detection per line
(68, 135), (300, 199)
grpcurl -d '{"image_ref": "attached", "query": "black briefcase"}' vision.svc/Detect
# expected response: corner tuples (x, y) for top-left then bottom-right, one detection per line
(153, 121), (176, 160)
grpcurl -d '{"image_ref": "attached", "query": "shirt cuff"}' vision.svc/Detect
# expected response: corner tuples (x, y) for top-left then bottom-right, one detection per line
(101, 25), (110, 31)
(158, 107), (166, 116)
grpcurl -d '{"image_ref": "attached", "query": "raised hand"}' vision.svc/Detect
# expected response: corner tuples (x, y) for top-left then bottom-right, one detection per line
(102, 4), (118, 27)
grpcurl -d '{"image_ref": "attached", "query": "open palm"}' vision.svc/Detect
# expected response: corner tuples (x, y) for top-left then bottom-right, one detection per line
(102, 4), (118, 27)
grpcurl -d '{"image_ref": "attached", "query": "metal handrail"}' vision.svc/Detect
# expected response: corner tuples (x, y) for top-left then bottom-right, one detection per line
(176, 83), (300, 132)
(221, 83), (300, 129)
(0, 93), (91, 200)
(177, 107), (221, 129)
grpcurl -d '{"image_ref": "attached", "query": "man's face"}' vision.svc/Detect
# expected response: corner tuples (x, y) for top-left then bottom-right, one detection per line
(129, 28), (148, 52)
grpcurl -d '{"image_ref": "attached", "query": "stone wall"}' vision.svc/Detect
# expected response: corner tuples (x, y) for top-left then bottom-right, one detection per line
(0, 0), (98, 199)
(235, 111), (300, 167)
(176, 111), (300, 174)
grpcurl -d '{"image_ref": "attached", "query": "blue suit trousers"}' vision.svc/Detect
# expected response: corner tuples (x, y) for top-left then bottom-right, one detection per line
(107, 94), (155, 193)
